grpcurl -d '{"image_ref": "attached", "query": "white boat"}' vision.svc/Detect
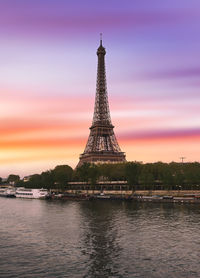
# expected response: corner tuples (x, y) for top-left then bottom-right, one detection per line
(0, 187), (16, 198)
(0, 188), (6, 197)
(15, 188), (49, 199)
(96, 193), (111, 199)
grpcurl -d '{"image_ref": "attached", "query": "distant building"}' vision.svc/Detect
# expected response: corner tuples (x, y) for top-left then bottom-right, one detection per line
(23, 176), (31, 182)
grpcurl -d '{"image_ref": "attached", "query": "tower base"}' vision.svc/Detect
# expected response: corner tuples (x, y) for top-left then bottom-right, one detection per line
(77, 151), (126, 168)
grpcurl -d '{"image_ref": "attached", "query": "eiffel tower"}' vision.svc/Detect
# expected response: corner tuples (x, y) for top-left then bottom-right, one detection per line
(77, 36), (126, 167)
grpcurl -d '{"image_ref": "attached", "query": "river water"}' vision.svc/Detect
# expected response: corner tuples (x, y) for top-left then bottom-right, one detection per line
(0, 198), (200, 278)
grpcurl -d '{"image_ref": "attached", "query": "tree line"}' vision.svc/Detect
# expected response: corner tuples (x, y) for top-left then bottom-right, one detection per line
(1, 162), (200, 191)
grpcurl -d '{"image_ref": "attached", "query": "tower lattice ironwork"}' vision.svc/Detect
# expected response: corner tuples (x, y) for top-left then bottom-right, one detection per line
(77, 37), (126, 167)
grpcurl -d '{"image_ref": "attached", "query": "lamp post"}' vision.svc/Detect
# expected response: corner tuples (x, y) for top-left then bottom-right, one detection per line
(180, 157), (186, 163)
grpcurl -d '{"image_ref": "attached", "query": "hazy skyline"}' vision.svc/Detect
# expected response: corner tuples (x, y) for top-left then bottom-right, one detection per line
(1, 0), (200, 177)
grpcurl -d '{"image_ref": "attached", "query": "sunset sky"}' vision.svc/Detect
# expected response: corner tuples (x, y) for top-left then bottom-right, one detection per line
(1, 0), (200, 177)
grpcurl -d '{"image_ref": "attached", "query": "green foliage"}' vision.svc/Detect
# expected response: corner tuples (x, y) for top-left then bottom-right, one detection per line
(140, 164), (154, 190)
(75, 163), (91, 182)
(27, 174), (43, 188)
(74, 162), (126, 184)
(7, 174), (20, 184)
(125, 162), (142, 189)
(53, 165), (73, 186)
(88, 164), (99, 186)
(7, 162), (200, 190)
(16, 179), (25, 187)
(16, 164), (73, 190)
(41, 170), (54, 189)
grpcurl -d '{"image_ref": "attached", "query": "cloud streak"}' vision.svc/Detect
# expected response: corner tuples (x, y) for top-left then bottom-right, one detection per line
(120, 128), (200, 141)
(139, 67), (200, 81)
(0, 10), (192, 37)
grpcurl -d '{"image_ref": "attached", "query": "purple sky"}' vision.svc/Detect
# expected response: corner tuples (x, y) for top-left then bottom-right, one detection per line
(0, 0), (200, 176)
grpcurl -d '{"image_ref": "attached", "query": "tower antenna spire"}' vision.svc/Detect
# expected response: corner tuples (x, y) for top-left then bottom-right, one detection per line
(100, 33), (102, 46)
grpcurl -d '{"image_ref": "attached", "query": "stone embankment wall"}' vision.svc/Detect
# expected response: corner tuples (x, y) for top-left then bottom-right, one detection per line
(64, 189), (200, 197)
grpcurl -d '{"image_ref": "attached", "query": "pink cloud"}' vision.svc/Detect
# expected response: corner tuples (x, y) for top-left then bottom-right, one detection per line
(0, 11), (191, 36)
(1, 91), (93, 116)
(119, 128), (200, 141)
(138, 67), (200, 81)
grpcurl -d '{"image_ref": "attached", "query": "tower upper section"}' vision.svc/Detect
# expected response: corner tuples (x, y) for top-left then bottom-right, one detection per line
(92, 38), (112, 127)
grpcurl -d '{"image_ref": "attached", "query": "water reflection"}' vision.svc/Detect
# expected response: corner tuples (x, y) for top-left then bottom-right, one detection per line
(80, 201), (124, 278)
(80, 201), (200, 278)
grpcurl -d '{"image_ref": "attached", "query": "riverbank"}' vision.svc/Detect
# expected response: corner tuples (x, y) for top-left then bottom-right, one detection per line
(2, 187), (200, 203)
(50, 189), (200, 203)
(61, 189), (200, 197)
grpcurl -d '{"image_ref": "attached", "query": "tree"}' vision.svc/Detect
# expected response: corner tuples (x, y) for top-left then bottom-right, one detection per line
(97, 164), (111, 181)
(0, 177), (2, 184)
(7, 174), (20, 184)
(53, 165), (73, 190)
(125, 162), (142, 190)
(96, 163), (126, 182)
(140, 165), (154, 190)
(16, 179), (25, 187)
(75, 163), (91, 182)
(41, 170), (54, 189)
(88, 164), (99, 191)
(28, 174), (42, 188)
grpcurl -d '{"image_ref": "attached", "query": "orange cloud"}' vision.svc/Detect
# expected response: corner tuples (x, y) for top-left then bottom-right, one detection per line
(0, 137), (86, 149)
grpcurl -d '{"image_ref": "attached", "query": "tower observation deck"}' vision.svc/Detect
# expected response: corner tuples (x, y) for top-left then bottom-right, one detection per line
(77, 37), (126, 167)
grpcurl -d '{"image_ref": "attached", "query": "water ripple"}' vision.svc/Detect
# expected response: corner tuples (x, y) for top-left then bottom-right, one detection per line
(0, 199), (200, 277)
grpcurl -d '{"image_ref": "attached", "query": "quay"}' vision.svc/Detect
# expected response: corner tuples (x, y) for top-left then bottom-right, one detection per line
(57, 181), (200, 201)
(51, 183), (200, 203)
